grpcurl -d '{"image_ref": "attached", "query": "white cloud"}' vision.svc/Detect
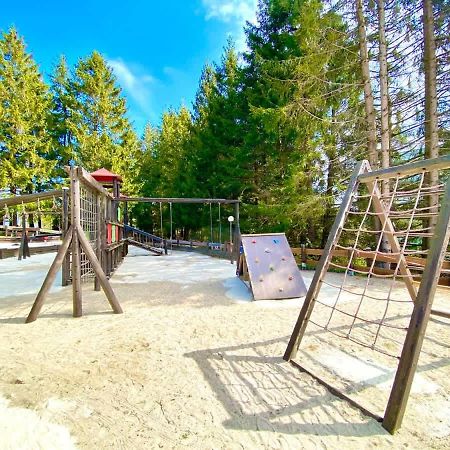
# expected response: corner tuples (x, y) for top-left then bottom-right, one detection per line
(107, 58), (155, 117)
(203, 0), (258, 24)
(202, 0), (258, 51)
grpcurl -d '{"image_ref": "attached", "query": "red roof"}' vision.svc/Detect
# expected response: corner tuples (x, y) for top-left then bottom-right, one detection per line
(90, 168), (123, 183)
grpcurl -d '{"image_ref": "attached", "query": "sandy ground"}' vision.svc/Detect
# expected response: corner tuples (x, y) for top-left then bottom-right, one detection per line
(0, 247), (449, 449)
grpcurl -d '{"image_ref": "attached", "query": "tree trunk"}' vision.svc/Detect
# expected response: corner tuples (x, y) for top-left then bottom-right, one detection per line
(377, 0), (391, 261)
(321, 156), (336, 249)
(356, 0), (378, 169)
(423, 0), (439, 249)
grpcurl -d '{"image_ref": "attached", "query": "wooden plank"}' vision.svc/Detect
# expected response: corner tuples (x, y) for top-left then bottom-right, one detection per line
(383, 177), (450, 434)
(70, 167), (82, 318)
(290, 360), (383, 423)
(118, 196), (239, 204)
(0, 189), (63, 208)
(71, 166), (112, 198)
(364, 180), (418, 302)
(284, 161), (369, 361)
(358, 154), (450, 182)
(77, 225), (123, 314)
(61, 187), (70, 286)
(95, 193), (102, 292)
(25, 227), (73, 323)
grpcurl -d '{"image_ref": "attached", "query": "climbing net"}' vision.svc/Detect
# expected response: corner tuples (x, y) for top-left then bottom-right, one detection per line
(307, 164), (449, 358)
(285, 157), (450, 432)
(79, 184), (99, 281)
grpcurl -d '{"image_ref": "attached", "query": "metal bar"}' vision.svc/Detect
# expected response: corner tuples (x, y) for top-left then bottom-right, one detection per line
(358, 155), (450, 182)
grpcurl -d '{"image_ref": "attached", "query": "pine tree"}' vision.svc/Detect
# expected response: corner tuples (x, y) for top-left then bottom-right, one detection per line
(0, 28), (53, 193)
(69, 51), (139, 182)
(192, 43), (248, 199)
(49, 55), (75, 173)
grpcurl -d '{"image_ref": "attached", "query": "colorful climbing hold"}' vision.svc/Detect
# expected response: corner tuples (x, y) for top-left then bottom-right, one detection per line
(264, 248), (271, 253)
(269, 264), (275, 271)
(252, 239), (256, 244)
(281, 256), (286, 261)
(255, 258), (259, 263)
(279, 287), (284, 292)
(288, 275), (293, 281)
(259, 275), (264, 282)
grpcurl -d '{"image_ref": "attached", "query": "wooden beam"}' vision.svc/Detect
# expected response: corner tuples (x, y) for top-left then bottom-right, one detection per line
(284, 161), (370, 361)
(118, 196), (239, 204)
(25, 226), (73, 323)
(0, 189), (63, 208)
(383, 177), (450, 434)
(70, 167), (82, 318)
(363, 180), (418, 302)
(61, 187), (70, 286)
(76, 167), (112, 197)
(358, 154), (450, 182)
(77, 225), (123, 314)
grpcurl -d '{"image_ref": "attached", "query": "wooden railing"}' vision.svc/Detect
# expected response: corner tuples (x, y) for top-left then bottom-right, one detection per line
(291, 247), (450, 286)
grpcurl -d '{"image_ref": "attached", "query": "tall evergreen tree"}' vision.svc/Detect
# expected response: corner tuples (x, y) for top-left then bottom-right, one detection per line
(68, 51), (140, 190)
(49, 55), (74, 174)
(0, 28), (53, 193)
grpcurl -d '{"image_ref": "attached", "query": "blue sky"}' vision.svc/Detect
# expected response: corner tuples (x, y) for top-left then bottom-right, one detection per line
(0, 0), (258, 135)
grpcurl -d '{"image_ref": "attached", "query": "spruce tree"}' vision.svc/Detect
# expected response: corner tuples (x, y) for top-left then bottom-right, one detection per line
(69, 51), (140, 188)
(0, 28), (53, 193)
(49, 55), (75, 174)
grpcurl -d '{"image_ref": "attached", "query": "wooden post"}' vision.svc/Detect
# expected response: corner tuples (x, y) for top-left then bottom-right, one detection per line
(363, 180), (418, 301)
(70, 167), (82, 318)
(94, 193), (102, 291)
(284, 161), (369, 361)
(77, 229), (123, 314)
(231, 202), (241, 264)
(382, 177), (450, 433)
(61, 187), (70, 286)
(301, 244), (307, 269)
(18, 214), (30, 260)
(26, 227), (73, 323)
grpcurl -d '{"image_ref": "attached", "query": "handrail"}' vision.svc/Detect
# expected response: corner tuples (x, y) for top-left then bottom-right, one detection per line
(358, 155), (450, 182)
(0, 189), (64, 208)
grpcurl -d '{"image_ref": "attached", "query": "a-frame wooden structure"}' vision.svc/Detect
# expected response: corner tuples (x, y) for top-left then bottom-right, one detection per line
(26, 167), (122, 323)
(284, 155), (450, 433)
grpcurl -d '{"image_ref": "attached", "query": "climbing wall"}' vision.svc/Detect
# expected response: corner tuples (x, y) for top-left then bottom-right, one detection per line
(239, 233), (308, 300)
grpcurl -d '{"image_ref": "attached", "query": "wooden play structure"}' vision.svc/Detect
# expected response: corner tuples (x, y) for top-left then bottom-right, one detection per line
(284, 155), (450, 433)
(26, 166), (124, 322)
(118, 195), (241, 261)
(12, 165), (241, 322)
(1, 190), (64, 260)
(238, 233), (307, 300)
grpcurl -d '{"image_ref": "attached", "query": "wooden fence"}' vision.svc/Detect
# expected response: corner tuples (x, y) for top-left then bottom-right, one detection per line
(291, 246), (450, 286)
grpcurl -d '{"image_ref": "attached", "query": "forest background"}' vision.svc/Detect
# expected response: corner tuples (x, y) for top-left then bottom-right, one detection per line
(0, 0), (448, 247)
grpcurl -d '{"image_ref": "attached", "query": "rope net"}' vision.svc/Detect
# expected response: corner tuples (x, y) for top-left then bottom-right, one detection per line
(78, 184), (99, 282)
(308, 167), (450, 359)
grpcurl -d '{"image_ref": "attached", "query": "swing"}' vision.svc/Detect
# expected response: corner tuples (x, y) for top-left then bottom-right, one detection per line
(208, 202), (223, 251)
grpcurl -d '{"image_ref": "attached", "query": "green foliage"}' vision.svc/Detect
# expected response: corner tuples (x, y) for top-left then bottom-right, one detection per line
(0, 28), (53, 192)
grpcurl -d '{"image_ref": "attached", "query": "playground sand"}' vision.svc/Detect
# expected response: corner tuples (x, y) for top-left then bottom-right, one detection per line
(0, 248), (449, 449)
